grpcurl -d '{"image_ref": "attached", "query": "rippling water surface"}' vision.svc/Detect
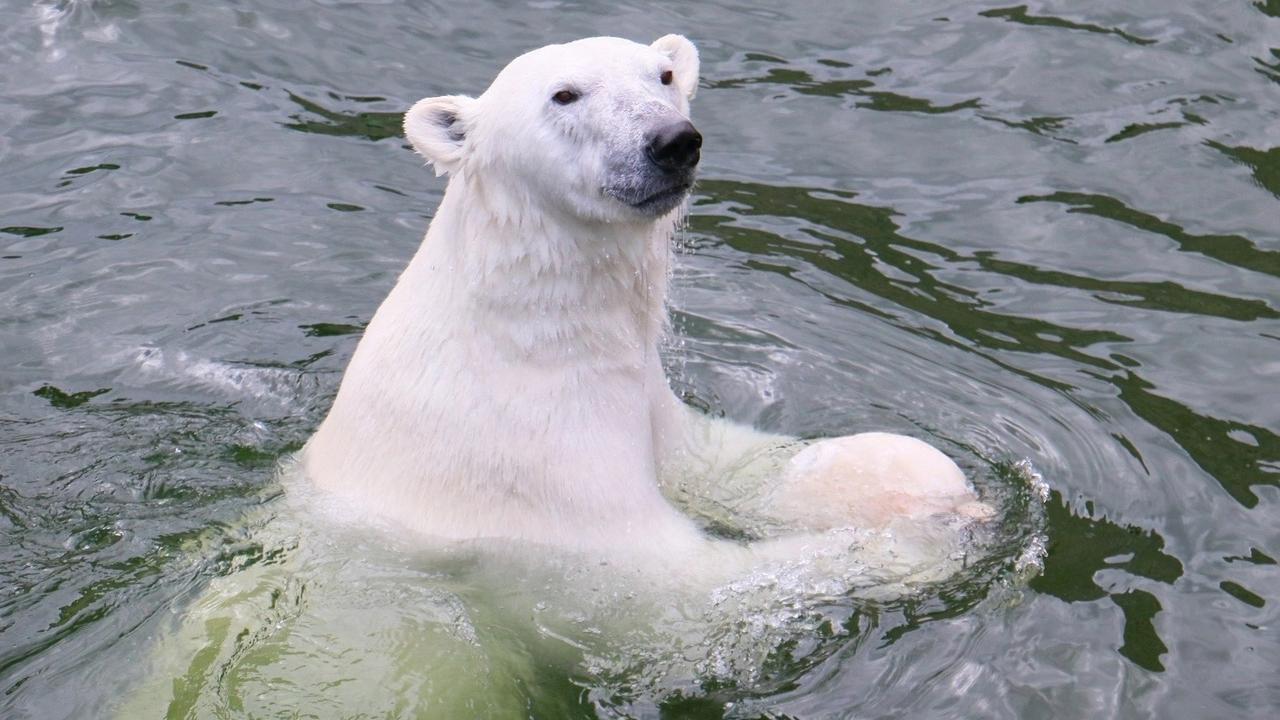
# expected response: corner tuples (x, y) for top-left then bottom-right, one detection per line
(2, 1), (1278, 718)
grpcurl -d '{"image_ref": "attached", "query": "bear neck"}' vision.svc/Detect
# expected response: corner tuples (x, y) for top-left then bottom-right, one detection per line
(399, 173), (677, 370)
(305, 170), (701, 546)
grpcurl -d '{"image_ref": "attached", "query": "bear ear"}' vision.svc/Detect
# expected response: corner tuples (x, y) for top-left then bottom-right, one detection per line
(651, 34), (699, 100)
(404, 95), (476, 176)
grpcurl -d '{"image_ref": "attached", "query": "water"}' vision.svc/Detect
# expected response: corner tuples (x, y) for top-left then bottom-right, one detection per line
(1, 0), (1277, 717)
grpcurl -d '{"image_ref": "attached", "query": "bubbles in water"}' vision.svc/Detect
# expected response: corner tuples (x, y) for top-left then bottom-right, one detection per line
(1012, 457), (1050, 504)
(1014, 532), (1048, 576)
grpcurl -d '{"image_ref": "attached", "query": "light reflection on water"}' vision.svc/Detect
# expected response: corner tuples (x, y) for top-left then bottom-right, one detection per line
(2, 0), (1278, 718)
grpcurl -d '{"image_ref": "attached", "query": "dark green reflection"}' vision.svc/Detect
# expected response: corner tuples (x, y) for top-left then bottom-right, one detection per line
(1029, 490), (1181, 671)
(1256, 1), (1280, 19)
(1110, 371), (1279, 508)
(982, 114), (1075, 143)
(1207, 141), (1280, 199)
(283, 92), (404, 141)
(225, 441), (303, 469)
(1, 226), (62, 237)
(976, 254), (1277, 321)
(1018, 192), (1280, 278)
(1225, 548), (1276, 565)
(33, 385), (109, 409)
(1104, 121), (1187, 144)
(695, 179), (1130, 369)
(0, 521), (216, 680)
(1030, 491), (1182, 601)
(711, 67), (873, 97)
(710, 67), (980, 114)
(694, 180), (1278, 513)
(1219, 581), (1266, 608)
(1110, 590), (1170, 671)
(1255, 48), (1280, 84)
(65, 163), (120, 176)
(300, 322), (365, 337)
(213, 197), (273, 207)
(978, 5), (1156, 46)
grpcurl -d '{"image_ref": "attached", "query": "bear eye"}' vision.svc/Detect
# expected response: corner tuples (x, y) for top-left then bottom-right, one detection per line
(552, 89), (580, 105)
(660, 70), (674, 86)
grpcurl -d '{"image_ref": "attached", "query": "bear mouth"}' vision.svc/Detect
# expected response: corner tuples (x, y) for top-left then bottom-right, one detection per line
(625, 182), (691, 214)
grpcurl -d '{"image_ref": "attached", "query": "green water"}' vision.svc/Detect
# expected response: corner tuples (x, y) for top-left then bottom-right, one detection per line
(1, 1), (1277, 717)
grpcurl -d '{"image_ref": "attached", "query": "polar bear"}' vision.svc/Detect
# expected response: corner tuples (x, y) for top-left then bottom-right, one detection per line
(302, 34), (988, 555)
(116, 36), (997, 718)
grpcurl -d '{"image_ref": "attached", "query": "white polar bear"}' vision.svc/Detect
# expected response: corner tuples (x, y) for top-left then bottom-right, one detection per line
(303, 34), (988, 555)
(116, 36), (998, 718)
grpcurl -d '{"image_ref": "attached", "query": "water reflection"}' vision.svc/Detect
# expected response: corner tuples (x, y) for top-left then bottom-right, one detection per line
(1111, 371), (1279, 508)
(283, 91), (403, 141)
(711, 65), (980, 114)
(977, 6), (1157, 46)
(1254, 47), (1280, 83)
(690, 175), (1277, 674)
(982, 114), (1075, 142)
(1029, 490), (1181, 671)
(1207, 141), (1280, 199)
(1018, 192), (1280, 279)
(694, 179), (1277, 372)
(32, 385), (110, 408)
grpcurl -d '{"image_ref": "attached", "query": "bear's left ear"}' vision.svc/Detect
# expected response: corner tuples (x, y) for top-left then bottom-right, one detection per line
(651, 34), (699, 100)
(404, 94), (476, 176)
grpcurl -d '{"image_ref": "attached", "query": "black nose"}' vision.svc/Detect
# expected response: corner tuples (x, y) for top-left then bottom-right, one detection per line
(645, 120), (702, 171)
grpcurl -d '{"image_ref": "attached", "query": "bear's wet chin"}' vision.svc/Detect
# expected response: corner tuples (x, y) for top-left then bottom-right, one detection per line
(606, 179), (692, 217)
(631, 183), (690, 215)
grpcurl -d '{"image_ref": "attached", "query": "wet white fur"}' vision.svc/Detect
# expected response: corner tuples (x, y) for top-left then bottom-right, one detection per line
(303, 35), (984, 554)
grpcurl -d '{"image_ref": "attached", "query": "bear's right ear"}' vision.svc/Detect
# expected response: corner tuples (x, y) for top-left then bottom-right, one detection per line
(404, 95), (476, 176)
(651, 34), (700, 100)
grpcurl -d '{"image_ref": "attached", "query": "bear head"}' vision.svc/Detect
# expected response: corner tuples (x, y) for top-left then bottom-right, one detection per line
(404, 35), (701, 224)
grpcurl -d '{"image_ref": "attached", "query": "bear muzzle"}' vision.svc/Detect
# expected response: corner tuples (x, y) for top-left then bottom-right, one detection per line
(644, 120), (702, 172)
